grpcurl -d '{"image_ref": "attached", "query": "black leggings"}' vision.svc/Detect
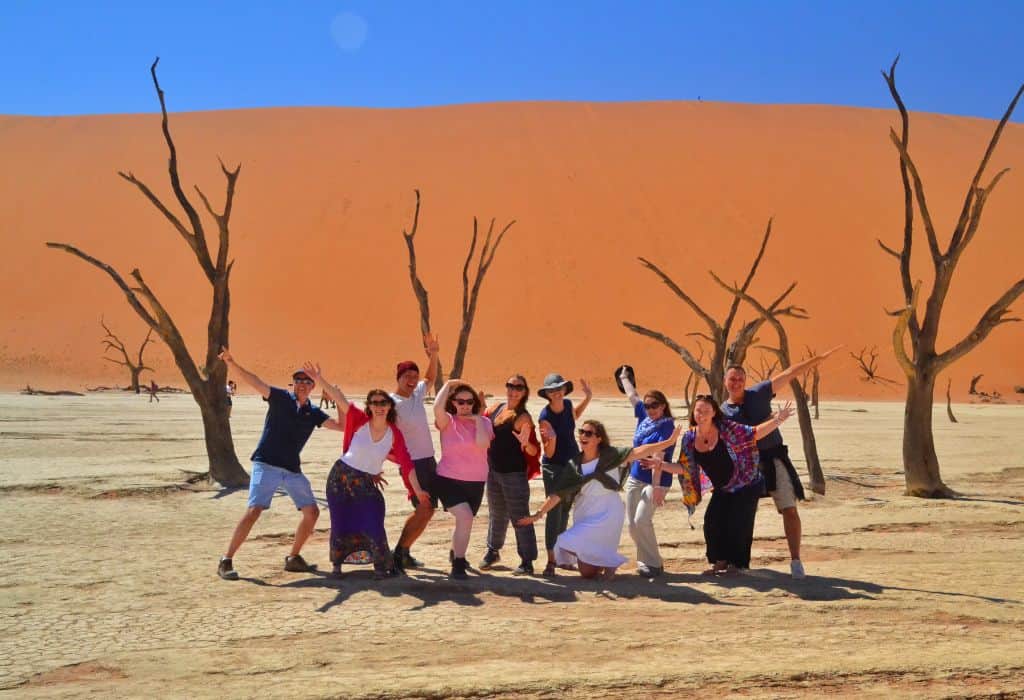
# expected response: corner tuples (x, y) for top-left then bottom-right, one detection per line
(703, 481), (761, 568)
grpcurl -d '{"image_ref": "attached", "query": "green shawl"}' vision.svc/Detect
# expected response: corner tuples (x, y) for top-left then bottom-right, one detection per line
(550, 445), (633, 500)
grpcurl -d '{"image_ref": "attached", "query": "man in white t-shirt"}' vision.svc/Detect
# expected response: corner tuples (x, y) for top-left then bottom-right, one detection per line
(390, 334), (440, 572)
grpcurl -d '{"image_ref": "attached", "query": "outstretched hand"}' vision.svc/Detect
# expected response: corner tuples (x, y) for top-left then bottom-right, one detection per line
(514, 422), (532, 448)
(301, 361), (324, 384)
(579, 378), (593, 397)
(424, 332), (440, 356)
(775, 400), (796, 424)
(371, 473), (388, 491)
(819, 345), (844, 361)
(218, 347), (234, 364)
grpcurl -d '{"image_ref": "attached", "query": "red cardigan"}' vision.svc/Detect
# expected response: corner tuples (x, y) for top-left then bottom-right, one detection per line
(343, 406), (417, 496)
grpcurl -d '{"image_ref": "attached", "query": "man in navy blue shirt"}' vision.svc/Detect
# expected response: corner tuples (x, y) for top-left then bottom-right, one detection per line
(721, 346), (839, 579)
(217, 349), (342, 581)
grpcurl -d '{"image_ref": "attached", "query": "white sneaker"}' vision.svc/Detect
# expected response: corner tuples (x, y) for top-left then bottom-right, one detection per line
(790, 559), (806, 579)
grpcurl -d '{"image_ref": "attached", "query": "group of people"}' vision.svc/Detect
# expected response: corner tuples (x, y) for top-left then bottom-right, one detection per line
(215, 337), (839, 583)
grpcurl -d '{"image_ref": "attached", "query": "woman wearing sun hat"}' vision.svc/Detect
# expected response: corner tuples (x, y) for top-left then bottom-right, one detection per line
(536, 372), (592, 577)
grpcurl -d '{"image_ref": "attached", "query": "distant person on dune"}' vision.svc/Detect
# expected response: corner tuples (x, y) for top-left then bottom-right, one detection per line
(216, 348), (342, 581)
(721, 346), (840, 578)
(225, 379), (236, 417)
(147, 379), (160, 403)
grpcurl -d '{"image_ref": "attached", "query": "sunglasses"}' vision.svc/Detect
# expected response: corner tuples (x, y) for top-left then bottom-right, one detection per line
(293, 377), (314, 385)
(453, 398), (476, 406)
(694, 394), (715, 401)
(367, 399), (391, 407)
(577, 428), (597, 438)
(643, 401), (663, 410)
(505, 383), (527, 391)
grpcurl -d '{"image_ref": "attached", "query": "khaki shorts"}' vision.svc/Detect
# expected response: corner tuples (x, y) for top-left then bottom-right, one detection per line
(768, 457), (797, 512)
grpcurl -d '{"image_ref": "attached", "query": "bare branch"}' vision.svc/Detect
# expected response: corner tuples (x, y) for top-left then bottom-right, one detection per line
(47, 243), (159, 329)
(936, 277), (1024, 371)
(685, 331), (715, 343)
(888, 128), (941, 263)
(461, 217), (479, 321)
(850, 346), (901, 386)
(890, 281), (921, 379)
(721, 218), (773, 344)
(877, 238), (901, 259)
(637, 256), (718, 333)
(622, 321), (707, 378)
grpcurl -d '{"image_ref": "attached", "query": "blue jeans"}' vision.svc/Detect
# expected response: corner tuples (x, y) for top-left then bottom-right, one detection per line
(247, 461), (317, 510)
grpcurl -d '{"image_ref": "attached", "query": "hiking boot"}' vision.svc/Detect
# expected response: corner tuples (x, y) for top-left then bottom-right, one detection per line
(790, 559), (806, 579)
(284, 554), (315, 573)
(450, 556), (469, 580)
(218, 557), (239, 581)
(479, 548), (501, 570)
(513, 561), (534, 576)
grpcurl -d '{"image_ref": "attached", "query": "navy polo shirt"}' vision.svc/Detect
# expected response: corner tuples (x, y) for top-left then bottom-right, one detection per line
(250, 387), (330, 473)
(721, 379), (783, 450)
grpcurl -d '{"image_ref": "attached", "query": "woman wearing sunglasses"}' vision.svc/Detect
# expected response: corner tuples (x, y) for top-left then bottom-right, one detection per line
(618, 368), (676, 577)
(305, 365), (422, 579)
(480, 375), (542, 575)
(517, 419), (682, 580)
(645, 394), (794, 576)
(434, 379), (495, 580)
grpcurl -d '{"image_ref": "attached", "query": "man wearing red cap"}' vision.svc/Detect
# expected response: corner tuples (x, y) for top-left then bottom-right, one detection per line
(216, 348), (342, 580)
(390, 333), (441, 571)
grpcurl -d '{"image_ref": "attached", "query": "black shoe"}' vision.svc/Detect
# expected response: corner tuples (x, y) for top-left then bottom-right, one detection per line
(284, 554), (316, 573)
(403, 549), (424, 569)
(218, 557), (239, 581)
(374, 566), (399, 580)
(513, 561), (534, 576)
(637, 563), (663, 577)
(450, 556), (469, 580)
(479, 548), (501, 570)
(392, 547), (407, 574)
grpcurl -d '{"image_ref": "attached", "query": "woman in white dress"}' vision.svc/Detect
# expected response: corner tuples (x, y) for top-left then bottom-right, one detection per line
(517, 419), (681, 580)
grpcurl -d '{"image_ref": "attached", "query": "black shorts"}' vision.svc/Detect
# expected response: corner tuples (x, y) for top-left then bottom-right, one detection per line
(433, 475), (486, 516)
(410, 456), (439, 508)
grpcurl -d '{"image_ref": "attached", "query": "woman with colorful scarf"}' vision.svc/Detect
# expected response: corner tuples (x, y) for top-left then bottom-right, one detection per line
(646, 395), (794, 576)
(517, 419), (682, 580)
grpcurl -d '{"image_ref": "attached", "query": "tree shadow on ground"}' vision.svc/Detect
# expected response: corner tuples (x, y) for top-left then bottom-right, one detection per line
(682, 568), (1021, 604)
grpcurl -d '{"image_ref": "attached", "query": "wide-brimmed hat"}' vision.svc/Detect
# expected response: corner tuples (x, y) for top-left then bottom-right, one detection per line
(614, 364), (636, 394)
(538, 372), (573, 399)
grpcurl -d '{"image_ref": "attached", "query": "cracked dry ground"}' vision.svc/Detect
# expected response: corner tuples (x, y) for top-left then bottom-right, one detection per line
(1, 394), (1023, 698)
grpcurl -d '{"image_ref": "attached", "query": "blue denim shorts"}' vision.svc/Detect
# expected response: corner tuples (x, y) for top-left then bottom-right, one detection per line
(248, 461), (317, 510)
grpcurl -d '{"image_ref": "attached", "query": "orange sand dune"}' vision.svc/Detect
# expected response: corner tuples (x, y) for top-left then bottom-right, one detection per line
(1, 101), (1022, 400)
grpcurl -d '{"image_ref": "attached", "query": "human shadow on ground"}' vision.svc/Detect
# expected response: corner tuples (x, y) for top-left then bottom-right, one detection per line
(682, 568), (1021, 605)
(250, 564), (732, 613)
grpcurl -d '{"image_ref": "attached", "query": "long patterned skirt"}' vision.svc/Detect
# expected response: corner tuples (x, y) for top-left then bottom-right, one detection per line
(325, 460), (392, 569)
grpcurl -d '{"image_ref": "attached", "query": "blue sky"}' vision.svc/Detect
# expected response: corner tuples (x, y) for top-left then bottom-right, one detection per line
(1, 1), (1021, 120)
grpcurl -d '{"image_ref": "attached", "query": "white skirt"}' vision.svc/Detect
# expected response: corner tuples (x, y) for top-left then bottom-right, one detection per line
(554, 480), (627, 568)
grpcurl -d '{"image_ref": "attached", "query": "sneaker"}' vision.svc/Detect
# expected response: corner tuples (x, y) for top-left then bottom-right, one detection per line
(450, 556), (469, 580)
(479, 548), (501, 570)
(636, 563), (663, 578)
(790, 559), (806, 579)
(284, 554), (315, 573)
(403, 549), (423, 569)
(513, 561), (534, 576)
(217, 557), (239, 581)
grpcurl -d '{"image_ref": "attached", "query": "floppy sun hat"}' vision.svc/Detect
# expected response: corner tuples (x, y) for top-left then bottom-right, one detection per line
(538, 372), (573, 399)
(614, 364), (636, 394)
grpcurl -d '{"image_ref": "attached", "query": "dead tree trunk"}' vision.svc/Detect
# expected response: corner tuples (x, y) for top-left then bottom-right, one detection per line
(946, 378), (958, 423)
(47, 58), (248, 487)
(713, 274), (826, 495)
(624, 220), (791, 403)
(968, 374), (983, 395)
(401, 190), (443, 392)
(878, 57), (1024, 497)
(100, 317), (155, 393)
(681, 341), (707, 409)
(449, 216), (516, 379)
(811, 365), (820, 420)
(400, 190), (515, 384)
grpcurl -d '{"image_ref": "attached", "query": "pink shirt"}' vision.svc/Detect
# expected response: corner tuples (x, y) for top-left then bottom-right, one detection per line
(436, 413), (493, 482)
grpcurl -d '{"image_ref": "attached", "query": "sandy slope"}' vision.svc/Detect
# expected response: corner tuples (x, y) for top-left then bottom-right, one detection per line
(1, 101), (1023, 398)
(1, 393), (1022, 698)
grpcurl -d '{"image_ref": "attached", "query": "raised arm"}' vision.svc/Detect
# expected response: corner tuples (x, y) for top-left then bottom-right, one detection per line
(218, 347), (270, 399)
(423, 333), (440, 386)
(770, 345), (843, 395)
(434, 379), (458, 431)
(573, 378), (593, 420)
(625, 424), (683, 463)
(513, 414), (540, 457)
(619, 368), (640, 406)
(301, 361), (350, 415)
(754, 401), (795, 440)
(538, 419), (556, 459)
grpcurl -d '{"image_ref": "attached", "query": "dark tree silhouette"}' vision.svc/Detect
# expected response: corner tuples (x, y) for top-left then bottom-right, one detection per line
(100, 317), (154, 393)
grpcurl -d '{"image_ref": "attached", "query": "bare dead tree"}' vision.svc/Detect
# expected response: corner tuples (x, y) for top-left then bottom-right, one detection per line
(877, 58), (1023, 497)
(851, 346), (901, 386)
(750, 351), (780, 383)
(400, 190), (515, 384)
(681, 341), (707, 409)
(624, 220), (796, 402)
(713, 274), (826, 495)
(401, 190), (443, 392)
(100, 317), (154, 393)
(47, 58), (248, 487)
(946, 378), (958, 423)
(968, 374), (984, 395)
(804, 346), (821, 420)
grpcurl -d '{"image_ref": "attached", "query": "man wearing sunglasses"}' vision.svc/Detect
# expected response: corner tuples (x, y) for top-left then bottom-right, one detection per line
(216, 347), (343, 581)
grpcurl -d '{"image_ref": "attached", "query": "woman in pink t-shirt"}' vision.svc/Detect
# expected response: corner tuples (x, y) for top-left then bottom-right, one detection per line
(433, 379), (494, 580)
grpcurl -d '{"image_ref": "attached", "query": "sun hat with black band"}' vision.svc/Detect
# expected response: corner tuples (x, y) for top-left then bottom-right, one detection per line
(614, 364), (636, 394)
(537, 372), (573, 399)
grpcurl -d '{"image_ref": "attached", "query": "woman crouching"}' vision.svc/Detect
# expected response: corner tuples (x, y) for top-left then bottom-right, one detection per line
(517, 419), (681, 580)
